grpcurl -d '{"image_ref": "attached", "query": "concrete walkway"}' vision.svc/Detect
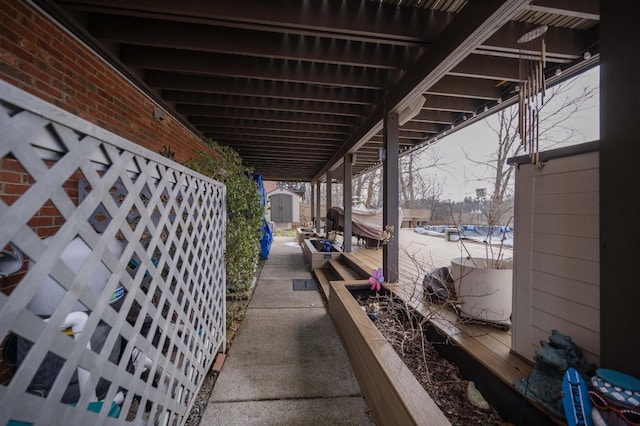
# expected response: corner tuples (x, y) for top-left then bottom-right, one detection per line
(201, 236), (374, 425)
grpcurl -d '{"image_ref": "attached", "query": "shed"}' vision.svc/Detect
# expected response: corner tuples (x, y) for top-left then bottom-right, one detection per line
(510, 142), (600, 366)
(267, 188), (300, 226)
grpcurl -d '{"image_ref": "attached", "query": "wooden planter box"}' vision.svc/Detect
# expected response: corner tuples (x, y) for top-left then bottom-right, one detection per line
(328, 281), (451, 426)
(296, 227), (316, 246)
(302, 237), (342, 269)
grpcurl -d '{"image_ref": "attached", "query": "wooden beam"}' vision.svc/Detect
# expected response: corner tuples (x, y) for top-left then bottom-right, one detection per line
(165, 92), (367, 116)
(400, 121), (442, 132)
(480, 22), (594, 60)
(212, 140), (340, 153)
(412, 110), (459, 124)
(450, 54), (519, 82)
(148, 72), (379, 105)
(183, 107), (356, 126)
(313, 0), (529, 182)
(91, 15), (418, 70)
(189, 117), (352, 133)
(427, 76), (502, 100)
(422, 94), (480, 113)
(528, 0), (599, 20)
(122, 46), (391, 90)
(62, 0), (452, 45)
(202, 129), (343, 143)
(233, 154), (331, 164)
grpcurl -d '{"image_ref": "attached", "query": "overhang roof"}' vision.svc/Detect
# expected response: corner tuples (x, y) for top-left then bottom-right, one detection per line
(34, 0), (599, 182)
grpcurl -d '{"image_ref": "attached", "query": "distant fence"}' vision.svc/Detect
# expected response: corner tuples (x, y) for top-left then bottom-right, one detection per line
(0, 81), (226, 425)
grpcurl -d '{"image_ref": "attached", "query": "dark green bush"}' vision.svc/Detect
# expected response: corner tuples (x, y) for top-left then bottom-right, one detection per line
(184, 142), (262, 295)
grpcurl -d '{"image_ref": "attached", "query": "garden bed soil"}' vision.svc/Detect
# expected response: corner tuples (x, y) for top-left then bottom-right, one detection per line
(357, 293), (508, 426)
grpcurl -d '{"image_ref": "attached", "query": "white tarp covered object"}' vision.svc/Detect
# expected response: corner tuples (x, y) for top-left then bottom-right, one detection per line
(414, 224), (514, 247)
(327, 205), (403, 241)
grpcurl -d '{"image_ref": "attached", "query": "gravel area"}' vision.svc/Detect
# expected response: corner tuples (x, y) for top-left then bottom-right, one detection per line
(183, 367), (219, 426)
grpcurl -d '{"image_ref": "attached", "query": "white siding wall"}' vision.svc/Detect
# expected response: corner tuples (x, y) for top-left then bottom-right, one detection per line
(512, 150), (600, 365)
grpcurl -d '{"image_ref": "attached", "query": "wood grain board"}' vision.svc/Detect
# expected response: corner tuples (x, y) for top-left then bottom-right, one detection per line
(329, 281), (451, 426)
(342, 230), (531, 388)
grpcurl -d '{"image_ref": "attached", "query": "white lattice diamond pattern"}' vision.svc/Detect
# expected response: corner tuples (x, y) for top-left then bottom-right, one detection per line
(0, 81), (226, 426)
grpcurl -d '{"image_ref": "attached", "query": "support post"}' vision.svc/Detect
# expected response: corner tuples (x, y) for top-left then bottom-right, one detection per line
(383, 112), (400, 283)
(315, 181), (321, 234)
(343, 155), (353, 252)
(310, 182), (315, 229)
(326, 172), (332, 235)
(600, 2), (640, 376)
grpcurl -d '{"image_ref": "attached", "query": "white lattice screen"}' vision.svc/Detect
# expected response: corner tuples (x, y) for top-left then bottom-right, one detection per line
(0, 81), (226, 425)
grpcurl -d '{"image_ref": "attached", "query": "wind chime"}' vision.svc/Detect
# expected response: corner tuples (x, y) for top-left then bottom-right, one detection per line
(517, 25), (548, 168)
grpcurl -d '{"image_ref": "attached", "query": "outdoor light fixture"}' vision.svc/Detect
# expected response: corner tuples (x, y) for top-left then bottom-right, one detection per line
(583, 51), (592, 60)
(398, 95), (426, 125)
(378, 148), (386, 162)
(555, 68), (562, 76)
(497, 97), (502, 104)
(483, 105), (489, 112)
(472, 111), (477, 118)
(153, 106), (165, 122)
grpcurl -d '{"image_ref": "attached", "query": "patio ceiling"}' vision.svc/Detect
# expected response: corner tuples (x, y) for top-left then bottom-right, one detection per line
(34, 0), (599, 182)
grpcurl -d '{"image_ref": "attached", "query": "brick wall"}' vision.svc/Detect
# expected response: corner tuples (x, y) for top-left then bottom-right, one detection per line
(0, 0), (217, 383)
(0, 0), (211, 163)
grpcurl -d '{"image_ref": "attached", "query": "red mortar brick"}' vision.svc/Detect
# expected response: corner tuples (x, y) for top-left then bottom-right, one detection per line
(27, 216), (54, 227)
(2, 183), (30, 195)
(0, 171), (22, 183)
(0, 0), (214, 163)
(212, 353), (226, 372)
(0, 0), (221, 314)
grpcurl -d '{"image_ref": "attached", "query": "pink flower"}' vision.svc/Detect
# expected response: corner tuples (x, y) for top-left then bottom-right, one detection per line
(369, 268), (384, 292)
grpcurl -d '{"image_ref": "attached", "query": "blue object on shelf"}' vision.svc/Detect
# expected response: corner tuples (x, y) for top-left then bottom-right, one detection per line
(251, 173), (267, 207)
(259, 217), (272, 259)
(562, 367), (592, 426)
(595, 368), (640, 392)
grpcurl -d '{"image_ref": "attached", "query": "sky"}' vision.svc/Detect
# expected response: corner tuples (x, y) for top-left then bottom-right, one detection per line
(420, 66), (600, 201)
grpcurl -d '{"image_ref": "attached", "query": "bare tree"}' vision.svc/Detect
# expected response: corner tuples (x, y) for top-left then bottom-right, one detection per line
(349, 146), (447, 213)
(465, 72), (599, 226)
(364, 168), (381, 207)
(354, 174), (366, 204)
(331, 179), (344, 207)
(418, 174), (444, 216)
(399, 149), (446, 209)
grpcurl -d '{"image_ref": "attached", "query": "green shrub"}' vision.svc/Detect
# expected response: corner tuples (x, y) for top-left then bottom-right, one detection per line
(184, 142), (262, 295)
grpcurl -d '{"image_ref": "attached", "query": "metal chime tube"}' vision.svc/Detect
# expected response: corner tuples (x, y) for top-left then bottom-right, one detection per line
(541, 38), (547, 96)
(517, 26), (547, 168)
